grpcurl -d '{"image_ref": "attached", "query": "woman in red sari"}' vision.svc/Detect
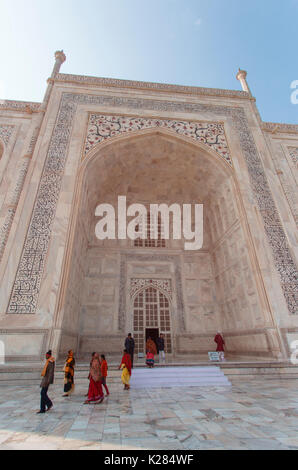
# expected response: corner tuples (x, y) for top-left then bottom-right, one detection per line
(84, 352), (104, 404)
(119, 349), (132, 390)
(214, 331), (225, 361)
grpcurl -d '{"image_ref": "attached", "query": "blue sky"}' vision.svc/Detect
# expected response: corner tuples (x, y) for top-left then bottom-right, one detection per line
(0, 0), (297, 123)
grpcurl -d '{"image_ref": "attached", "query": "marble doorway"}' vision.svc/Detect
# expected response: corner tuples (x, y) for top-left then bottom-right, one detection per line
(132, 285), (172, 355)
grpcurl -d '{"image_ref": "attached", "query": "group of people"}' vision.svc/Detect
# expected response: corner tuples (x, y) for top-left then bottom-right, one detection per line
(37, 345), (134, 413)
(118, 333), (166, 388)
(37, 331), (226, 413)
(145, 335), (163, 368)
(37, 350), (109, 413)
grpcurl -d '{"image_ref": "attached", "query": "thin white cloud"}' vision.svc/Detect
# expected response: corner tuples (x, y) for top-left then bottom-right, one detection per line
(194, 18), (202, 26)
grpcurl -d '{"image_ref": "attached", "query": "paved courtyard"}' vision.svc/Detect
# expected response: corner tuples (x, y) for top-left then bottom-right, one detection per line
(0, 378), (298, 450)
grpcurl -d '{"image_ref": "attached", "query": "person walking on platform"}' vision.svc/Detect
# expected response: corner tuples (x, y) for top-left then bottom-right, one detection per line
(100, 354), (110, 396)
(84, 352), (104, 404)
(37, 350), (55, 414)
(119, 349), (132, 390)
(62, 349), (75, 397)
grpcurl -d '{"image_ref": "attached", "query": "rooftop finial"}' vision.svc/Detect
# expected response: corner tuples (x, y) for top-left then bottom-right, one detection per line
(51, 50), (66, 78)
(236, 68), (251, 95)
(54, 50), (66, 64)
(40, 50), (67, 111)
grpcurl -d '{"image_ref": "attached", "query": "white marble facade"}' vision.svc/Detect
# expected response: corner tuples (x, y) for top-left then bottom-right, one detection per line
(0, 54), (297, 361)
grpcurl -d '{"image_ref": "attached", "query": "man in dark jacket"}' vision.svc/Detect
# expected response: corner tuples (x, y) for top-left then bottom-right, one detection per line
(157, 333), (166, 363)
(124, 333), (135, 368)
(37, 350), (55, 414)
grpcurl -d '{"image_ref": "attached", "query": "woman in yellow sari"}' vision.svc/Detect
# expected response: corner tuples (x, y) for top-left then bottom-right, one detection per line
(119, 349), (132, 390)
(62, 350), (75, 397)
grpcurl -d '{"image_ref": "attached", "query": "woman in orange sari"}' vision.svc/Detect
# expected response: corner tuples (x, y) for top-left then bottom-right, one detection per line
(84, 352), (104, 404)
(119, 349), (132, 390)
(146, 337), (157, 355)
(63, 350), (75, 397)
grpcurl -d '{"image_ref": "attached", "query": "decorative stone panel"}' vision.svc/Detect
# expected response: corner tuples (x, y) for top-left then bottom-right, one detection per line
(0, 124), (14, 146)
(130, 278), (172, 300)
(85, 114), (232, 165)
(288, 147), (298, 168)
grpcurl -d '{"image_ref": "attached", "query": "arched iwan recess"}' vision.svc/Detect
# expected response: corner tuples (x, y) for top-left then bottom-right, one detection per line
(56, 129), (275, 360)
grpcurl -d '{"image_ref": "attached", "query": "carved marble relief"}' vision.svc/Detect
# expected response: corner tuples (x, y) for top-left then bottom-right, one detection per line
(0, 124), (14, 146)
(85, 114), (232, 165)
(6, 92), (298, 316)
(130, 278), (172, 300)
(288, 147), (298, 168)
(0, 125), (16, 258)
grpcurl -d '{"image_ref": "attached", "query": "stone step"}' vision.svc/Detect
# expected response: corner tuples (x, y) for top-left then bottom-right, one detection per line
(129, 366), (231, 388)
(0, 361), (297, 385)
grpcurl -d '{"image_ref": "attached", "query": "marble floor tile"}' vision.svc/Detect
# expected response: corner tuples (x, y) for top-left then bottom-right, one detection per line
(239, 438), (290, 450)
(0, 378), (298, 450)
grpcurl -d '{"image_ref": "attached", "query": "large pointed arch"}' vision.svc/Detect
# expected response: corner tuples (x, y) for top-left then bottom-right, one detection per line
(55, 126), (275, 360)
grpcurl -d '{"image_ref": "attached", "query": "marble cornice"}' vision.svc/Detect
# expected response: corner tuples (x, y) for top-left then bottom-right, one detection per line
(0, 100), (41, 113)
(55, 73), (251, 100)
(262, 122), (298, 134)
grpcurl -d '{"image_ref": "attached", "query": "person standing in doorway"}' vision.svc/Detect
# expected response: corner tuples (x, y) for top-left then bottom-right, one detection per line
(125, 333), (135, 368)
(214, 331), (225, 361)
(146, 336), (157, 355)
(157, 333), (166, 364)
(37, 350), (55, 414)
